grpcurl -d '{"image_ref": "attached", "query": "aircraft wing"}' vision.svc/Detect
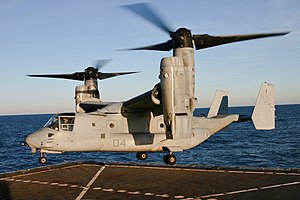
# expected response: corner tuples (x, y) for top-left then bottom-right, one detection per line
(123, 85), (163, 116)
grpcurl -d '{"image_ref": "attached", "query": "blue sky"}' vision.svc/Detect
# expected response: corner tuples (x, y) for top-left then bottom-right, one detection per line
(0, 0), (299, 115)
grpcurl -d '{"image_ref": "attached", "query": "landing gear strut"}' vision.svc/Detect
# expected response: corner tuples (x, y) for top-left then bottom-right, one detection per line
(136, 152), (148, 160)
(163, 153), (176, 165)
(39, 152), (47, 164)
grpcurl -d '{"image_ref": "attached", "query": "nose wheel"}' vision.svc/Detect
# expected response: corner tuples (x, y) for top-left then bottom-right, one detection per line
(39, 152), (47, 164)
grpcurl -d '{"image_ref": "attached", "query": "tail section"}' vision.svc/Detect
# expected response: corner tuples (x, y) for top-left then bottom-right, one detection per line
(252, 82), (275, 130)
(207, 90), (228, 118)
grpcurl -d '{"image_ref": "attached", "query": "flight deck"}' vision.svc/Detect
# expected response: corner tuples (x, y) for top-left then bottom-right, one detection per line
(1, 162), (299, 199)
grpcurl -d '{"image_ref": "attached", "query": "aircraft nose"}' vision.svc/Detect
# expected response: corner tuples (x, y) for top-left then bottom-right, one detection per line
(26, 131), (42, 149)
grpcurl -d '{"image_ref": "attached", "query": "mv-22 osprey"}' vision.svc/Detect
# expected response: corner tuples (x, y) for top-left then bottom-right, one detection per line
(25, 3), (288, 165)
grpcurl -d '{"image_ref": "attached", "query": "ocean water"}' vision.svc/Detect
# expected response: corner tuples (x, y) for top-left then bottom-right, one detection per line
(0, 105), (299, 173)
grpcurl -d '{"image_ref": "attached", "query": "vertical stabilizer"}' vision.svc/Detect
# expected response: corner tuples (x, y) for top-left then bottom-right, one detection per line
(207, 90), (228, 118)
(252, 82), (275, 130)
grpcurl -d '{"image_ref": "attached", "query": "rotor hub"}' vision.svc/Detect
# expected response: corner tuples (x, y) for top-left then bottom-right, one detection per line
(85, 67), (98, 80)
(170, 28), (193, 49)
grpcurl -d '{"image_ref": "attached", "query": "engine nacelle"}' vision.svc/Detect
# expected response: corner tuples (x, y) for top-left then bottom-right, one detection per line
(160, 57), (187, 115)
(75, 85), (100, 113)
(160, 57), (192, 139)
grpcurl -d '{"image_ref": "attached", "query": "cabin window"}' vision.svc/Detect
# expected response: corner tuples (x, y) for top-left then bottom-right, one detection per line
(106, 120), (117, 131)
(109, 123), (115, 128)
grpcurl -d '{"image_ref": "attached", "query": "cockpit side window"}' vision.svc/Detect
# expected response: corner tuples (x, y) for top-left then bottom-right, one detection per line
(44, 113), (75, 131)
(59, 116), (75, 131)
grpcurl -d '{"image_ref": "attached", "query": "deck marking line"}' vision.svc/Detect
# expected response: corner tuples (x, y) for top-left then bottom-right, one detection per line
(156, 194), (170, 198)
(245, 171), (265, 174)
(199, 181), (300, 198)
(58, 183), (69, 187)
(117, 189), (127, 193)
(9, 163), (83, 178)
(39, 181), (49, 185)
(260, 181), (300, 189)
(107, 164), (300, 176)
(31, 180), (40, 184)
(174, 195), (185, 199)
(71, 185), (80, 188)
(102, 188), (114, 192)
(145, 192), (155, 196)
(128, 191), (141, 195)
(75, 165), (106, 200)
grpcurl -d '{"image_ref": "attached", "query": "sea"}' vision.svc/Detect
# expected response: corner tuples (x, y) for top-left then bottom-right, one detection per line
(0, 104), (299, 174)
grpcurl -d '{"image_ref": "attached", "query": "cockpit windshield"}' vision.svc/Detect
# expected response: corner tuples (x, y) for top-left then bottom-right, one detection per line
(44, 115), (59, 129)
(44, 113), (75, 131)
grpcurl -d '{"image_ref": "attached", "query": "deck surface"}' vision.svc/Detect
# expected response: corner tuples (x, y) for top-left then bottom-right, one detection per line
(0, 162), (299, 199)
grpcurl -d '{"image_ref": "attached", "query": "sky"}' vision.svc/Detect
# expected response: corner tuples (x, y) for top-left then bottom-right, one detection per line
(0, 0), (299, 115)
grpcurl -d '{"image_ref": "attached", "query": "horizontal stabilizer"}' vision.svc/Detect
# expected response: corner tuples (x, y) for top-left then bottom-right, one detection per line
(252, 82), (275, 130)
(208, 90), (228, 118)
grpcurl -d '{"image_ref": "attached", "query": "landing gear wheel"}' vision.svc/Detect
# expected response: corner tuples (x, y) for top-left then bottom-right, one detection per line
(136, 152), (148, 160)
(39, 157), (47, 164)
(163, 154), (176, 165)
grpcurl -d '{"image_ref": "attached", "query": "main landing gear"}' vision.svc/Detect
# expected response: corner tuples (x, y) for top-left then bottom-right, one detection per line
(163, 153), (176, 165)
(136, 151), (177, 165)
(39, 152), (47, 164)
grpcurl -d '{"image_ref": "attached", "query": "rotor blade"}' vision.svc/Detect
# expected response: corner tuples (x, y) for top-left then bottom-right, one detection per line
(28, 72), (85, 81)
(123, 3), (172, 34)
(193, 32), (289, 50)
(94, 59), (111, 70)
(97, 71), (138, 80)
(127, 40), (173, 51)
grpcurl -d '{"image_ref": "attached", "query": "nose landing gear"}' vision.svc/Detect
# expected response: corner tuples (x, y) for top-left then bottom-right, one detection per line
(39, 152), (47, 164)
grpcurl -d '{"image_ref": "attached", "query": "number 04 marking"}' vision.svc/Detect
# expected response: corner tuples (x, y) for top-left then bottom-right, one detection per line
(113, 139), (126, 147)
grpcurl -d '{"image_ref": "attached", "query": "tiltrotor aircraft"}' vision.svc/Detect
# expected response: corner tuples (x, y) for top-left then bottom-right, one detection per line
(25, 3), (288, 165)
